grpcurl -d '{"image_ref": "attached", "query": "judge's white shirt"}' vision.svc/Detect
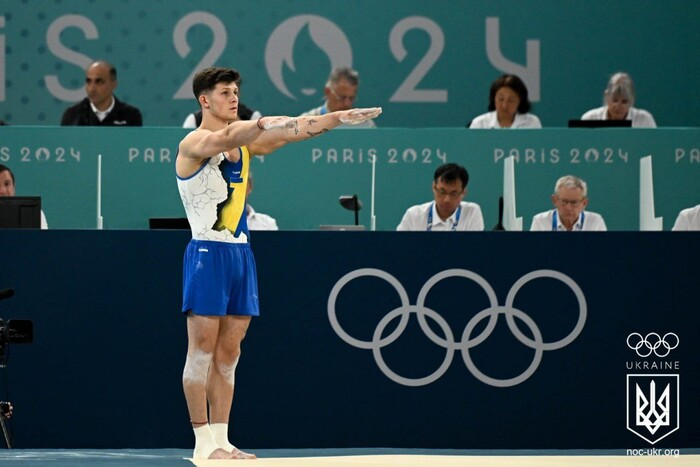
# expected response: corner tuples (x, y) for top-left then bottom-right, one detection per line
(581, 106), (656, 128)
(530, 209), (607, 231)
(672, 204), (700, 231)
(247, 205), (278, 231)
(470, 111), (542, 129)
(397, 201), (484, 231)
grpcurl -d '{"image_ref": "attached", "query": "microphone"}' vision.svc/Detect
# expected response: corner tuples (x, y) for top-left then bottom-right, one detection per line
(492, 196), (505, 231)
(0, 289), (15, 301)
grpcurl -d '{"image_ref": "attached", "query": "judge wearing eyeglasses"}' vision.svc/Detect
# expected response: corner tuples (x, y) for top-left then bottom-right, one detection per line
(299, 67), (376, 129)
(530, 175), (607, 231)
(397, 163), (484, 231)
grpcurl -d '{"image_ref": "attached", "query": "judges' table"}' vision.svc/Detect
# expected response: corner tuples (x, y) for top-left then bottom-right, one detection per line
(2, 127), (699, 230)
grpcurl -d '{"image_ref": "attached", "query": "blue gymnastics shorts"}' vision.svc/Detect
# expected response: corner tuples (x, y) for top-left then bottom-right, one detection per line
(181, 239), (260, 317)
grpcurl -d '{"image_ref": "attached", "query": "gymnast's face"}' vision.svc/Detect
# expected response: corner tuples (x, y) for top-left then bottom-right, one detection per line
(202, 82), (240, 122)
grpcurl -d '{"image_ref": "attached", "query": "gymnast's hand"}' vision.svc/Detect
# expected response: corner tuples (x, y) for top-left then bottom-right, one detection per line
(339, 107), (383, 125)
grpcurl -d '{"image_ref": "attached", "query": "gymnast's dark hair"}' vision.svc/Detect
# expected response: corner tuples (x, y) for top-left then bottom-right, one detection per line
(192, 67), (242, 99)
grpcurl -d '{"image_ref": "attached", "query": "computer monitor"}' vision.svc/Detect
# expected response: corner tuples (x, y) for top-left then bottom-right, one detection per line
(0, 196), (42, 229)
(568, 119), (632, 128)
(148, 217), (190, 230)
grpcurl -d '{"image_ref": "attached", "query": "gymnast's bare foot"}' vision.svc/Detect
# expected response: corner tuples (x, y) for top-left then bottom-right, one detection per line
(207, 448), (235, 459)
(230, 447), (257, 459)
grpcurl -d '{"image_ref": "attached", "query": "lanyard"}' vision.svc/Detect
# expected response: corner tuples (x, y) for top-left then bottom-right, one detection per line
(552, 210), (585, 231)
(427, 202), (462, 231)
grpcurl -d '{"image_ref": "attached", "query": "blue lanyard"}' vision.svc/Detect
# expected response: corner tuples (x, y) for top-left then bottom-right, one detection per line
(427, 202), (462, 231)
(552, 210), (585, 231)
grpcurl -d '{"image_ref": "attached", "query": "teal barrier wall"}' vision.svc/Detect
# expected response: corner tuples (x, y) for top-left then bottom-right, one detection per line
(1, 1), (699, 127)
(2, 127), (699, 230)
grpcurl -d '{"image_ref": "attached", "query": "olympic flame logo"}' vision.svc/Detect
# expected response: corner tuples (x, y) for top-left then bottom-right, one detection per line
(328, 268), (587, 388)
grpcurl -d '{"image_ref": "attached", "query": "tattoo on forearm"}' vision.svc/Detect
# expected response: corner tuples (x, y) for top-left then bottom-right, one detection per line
(293, 119), (300, 135)
(306, 128), (329, 138)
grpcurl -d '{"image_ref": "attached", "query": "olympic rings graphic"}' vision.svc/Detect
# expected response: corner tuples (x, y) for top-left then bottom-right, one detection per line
(626, 332), (679, 358)
(327, 268), (587, 388)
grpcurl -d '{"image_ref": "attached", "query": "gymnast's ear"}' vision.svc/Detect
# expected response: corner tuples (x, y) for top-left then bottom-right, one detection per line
(199, 94), (210, 109)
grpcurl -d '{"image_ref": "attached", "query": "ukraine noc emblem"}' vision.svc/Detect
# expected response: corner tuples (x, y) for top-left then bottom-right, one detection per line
(626, 374), (679, 444)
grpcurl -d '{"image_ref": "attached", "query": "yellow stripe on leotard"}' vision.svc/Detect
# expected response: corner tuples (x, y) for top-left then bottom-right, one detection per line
(213, 146), (250, 236)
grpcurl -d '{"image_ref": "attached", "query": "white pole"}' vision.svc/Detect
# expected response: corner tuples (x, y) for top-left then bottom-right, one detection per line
(97, 154), (103, 230)
(502, 156), (523, 231)
(639, 155), (663, 231)
(370, 152), (376, 231)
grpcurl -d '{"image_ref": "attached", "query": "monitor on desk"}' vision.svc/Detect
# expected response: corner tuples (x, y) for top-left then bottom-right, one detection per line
(568, 119), (632, 128)
(148, 217), (190, 230)
(0, 196), (42, 229)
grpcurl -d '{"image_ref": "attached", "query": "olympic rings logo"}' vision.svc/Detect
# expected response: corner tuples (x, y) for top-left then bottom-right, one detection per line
(327, 268), (587, 388)
(626, 333), (679, 358)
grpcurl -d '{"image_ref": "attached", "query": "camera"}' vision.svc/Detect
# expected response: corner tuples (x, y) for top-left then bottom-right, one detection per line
(0, 402), (11, 419)
(0, 288), (30, 448)
(0, 288), (34, 367)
